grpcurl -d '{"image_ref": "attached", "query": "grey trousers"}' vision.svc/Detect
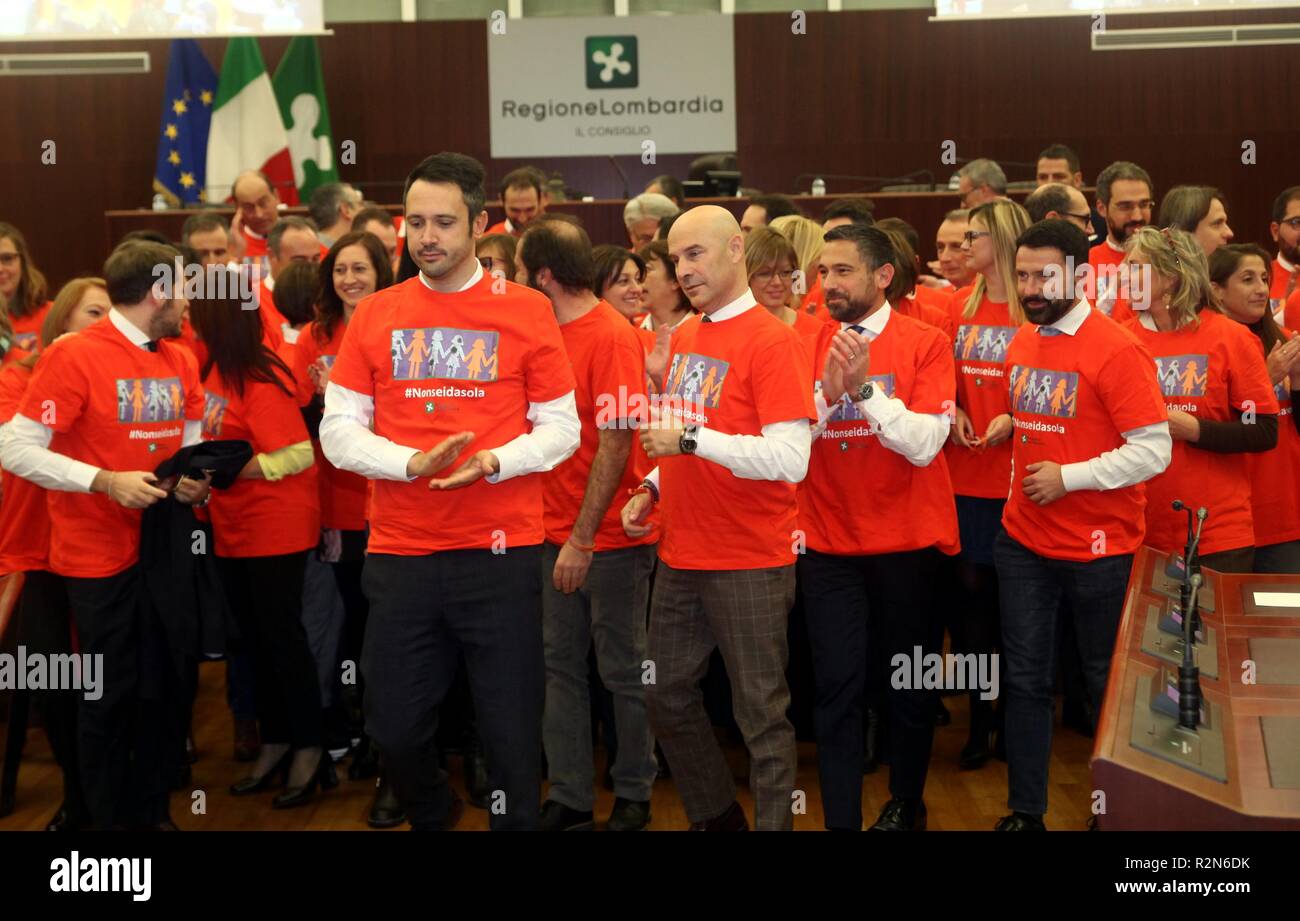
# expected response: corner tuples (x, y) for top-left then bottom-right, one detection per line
(646, 561), (797, 831)
(541, 541), (658, 811)
(300, 548), (347, 708)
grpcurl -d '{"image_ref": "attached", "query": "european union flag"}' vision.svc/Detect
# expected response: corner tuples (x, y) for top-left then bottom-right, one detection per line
(154, 40), (217, 207)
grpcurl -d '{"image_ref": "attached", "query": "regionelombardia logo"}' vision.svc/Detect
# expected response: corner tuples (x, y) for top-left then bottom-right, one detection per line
(585, 36), (638, 89)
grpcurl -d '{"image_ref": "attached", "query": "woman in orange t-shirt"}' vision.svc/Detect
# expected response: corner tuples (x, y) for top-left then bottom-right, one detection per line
(1211, 243), (1300, 573)
(189, 267), (331, 810)
(946, 199), (1031, 768)
(0, 276), (110, 830)
(744, 227), (827, 345)
(592, 245), (646, 325)
(1122, 228), (1278, 573)
(0, 222), (52, 353)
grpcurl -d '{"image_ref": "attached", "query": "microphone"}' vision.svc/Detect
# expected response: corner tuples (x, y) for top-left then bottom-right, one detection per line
(1178, 572), (1204, 731)
(1172, 499), (1194, 561)
(608, 156), (630, 200)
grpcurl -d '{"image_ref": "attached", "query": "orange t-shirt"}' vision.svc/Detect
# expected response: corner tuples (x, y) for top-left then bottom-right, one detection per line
(1124, 311), (1277, 555)
(656, 306), (816, 571)
(485, 219), (519, 238)
(791, 307), (828, 346)
(9, 301), (52, 353)
(542, 301), (654, 551)
(946, 293), (1017, 499)
(1001, 308), (1168, 562)
(800, 277), (829, 321)
(201, 366), (320, 557)
(897, 292), (954, 341)
(1272, 256), (1297, 326)
(799, 310), (959, 556)
(16, 317), (205, 578)
(1245, 326), (1300, 548)
(329, 274), (576, 555)
(1088, 238), (1133, 321)
(0, 362), (48, 574)
(292, 319), (370, 532)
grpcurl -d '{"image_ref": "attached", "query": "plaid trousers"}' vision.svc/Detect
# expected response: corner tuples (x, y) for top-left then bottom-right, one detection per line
(646, 561), (797, 831)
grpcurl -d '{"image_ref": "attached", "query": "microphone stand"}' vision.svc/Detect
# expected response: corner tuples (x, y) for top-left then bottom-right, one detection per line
(1178, 573), (1204, 731)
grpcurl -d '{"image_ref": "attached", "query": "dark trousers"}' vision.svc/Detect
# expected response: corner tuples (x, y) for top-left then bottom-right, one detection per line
(1255, 539), (1300, 574)
(799, 547), (944, 830)
(15, 570), (84, 818)
(994, 530), (1133, 816)
(218, 551), (320, 749)
(65, 564), (187, 828)
(646, 562), (796, 831)
(361, 548), (544, 831)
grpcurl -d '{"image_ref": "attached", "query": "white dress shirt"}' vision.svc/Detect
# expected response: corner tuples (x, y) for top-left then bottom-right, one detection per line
(0, 308), (202, 492)
(643, 289), (812, 491)
(319, 262), (580, 483)
(1033, 299), (1172, 493)
(810, 301), (951, 467)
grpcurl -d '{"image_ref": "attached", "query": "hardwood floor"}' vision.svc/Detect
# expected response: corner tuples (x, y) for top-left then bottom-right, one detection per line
(0, 662), (1095, 831)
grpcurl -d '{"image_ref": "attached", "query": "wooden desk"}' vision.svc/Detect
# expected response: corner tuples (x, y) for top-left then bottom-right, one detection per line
(1091, 546), (1300, 830)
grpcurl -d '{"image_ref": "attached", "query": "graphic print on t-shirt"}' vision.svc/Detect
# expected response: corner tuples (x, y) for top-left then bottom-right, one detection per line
(202, 392), (229, 438)
(390, 327), (500, 382)
(822, 373), (896, 422)
(955, 324), (1015, 363)
(12, 332), (37, 352)
(664, 352), (729, 408)
(1152, 354), (1208, 398)
(116, 377), (185, 423)
(1008, 365), (1078, 418)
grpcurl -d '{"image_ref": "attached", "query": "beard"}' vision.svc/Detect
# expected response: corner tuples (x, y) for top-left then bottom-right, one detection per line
(1280, 239), (1300, 266)
(150, 301), (185, 340)
(1022, 293), (1076, 327)
(1108, 218), (1146, 244)
(825, 290), (872, 324)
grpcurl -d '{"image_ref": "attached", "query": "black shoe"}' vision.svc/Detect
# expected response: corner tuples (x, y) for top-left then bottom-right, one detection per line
(995, 812), (1046, 831)
(688, 800), (749, 831)
(271, 751), (338, 809)
(367, 775), (407, 828)
(606, 797), (651, 832)
(229, 749), (291, 795)
(539, 800), (595, 831)
(862, 706), (884, 775)
(934, 698), (951, 726)
(959, 732), (992, 771)
(45, 804), (89, 832)
(463, 745), (490, 809)
(868, 798), (927, 831)
(348, 736), (380, 781)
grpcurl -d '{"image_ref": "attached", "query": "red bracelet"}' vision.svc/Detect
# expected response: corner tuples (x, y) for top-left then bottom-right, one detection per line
(567, 536), (595, 553)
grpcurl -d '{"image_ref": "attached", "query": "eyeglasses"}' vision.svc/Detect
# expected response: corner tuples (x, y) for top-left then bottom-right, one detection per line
(0, 253), (19, 267)
(1280, 217), (1300, 231)
(963, 231), (991, 244)
(1109, 199), (1155, 213)
(752, 268), (795, 284)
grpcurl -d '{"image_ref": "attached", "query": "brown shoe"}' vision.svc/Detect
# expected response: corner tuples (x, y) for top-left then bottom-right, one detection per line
(233, 718), (260, 763)
(688, 800), (749, 831)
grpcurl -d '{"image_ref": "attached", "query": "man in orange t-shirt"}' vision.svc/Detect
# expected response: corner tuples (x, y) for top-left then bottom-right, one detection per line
(485, 166), (546, 237)
(620, 206), (815, 831)
(991, 220), (1170, 832)
(1, 241), (210, 830)
(321, 153), (579, 831)
(798, 224), (959, 832)
(1271, 186), (1300, 326)
(1089, 161), (1154, 321)
(515, 218), (658, 832)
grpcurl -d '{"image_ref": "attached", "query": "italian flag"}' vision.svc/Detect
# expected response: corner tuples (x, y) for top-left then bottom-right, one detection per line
(206, 38), (298, 205)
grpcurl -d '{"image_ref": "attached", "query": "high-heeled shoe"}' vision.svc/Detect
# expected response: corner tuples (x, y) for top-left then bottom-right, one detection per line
(272, 750), (338, 809)
(229, 749), (291, 795)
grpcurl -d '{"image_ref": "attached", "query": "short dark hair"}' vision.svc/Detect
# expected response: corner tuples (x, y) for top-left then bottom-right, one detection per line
(268, 216), (317, 257)
(591, 245), (644, 300)
(351, 206), (395, 233)
(104, 241), (180, 306)
(650, 174), (686, 208)
(518, 222), (593, 293)
(1272, 186), (1300, 223)
(499, 166), (545, 199)
(1023, 183), (1074, 223)
(638, 240), (693, 314)
(532, 211), (585, 230)
(405, 151), (487, 222)
(117, 229), (174, 249)
(873, 218), (919, 258)
(822, 198), (876, 226)
(750, 194), (801, 222)
(822, 223), (895, 272)
(1015, 219), (1090, 268)
(1037, 143), (1080, 174)
(272, 260), (320, 327)
(181, 212), (229, 244)
(1095, 161), (1153, 207)
(1159, 186), (1225, 234)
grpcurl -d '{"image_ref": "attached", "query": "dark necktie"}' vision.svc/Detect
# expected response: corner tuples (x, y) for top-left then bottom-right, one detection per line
(849, 324), (865, 335)
(701, 314), (712, 323)
(145, 341), (158, 352)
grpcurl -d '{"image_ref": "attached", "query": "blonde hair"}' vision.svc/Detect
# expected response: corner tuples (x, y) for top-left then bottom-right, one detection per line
(769, 214), (824, 286)
(1126, 226), (1218, 329)
(963, 199), (1031, 324)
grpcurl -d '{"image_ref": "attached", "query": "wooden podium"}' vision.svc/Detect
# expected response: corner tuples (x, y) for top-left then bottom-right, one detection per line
(1091, 546), (1300, 829)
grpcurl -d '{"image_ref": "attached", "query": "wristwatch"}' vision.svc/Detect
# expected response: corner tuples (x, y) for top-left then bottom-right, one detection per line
(679, 424), (700, 455)
(855, 380), (875, 402)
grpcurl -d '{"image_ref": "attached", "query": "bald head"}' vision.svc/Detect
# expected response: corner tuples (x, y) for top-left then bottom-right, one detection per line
(232, 170), (281, 236)
(516, 216), (594, 300)
(667, 206), (747, 314)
